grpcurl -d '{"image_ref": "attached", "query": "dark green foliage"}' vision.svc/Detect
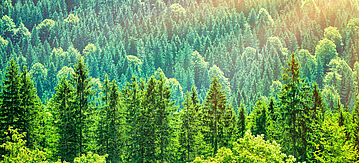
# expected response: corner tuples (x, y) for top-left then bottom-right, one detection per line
(1, 0), (359, 162)
(202, 76), (235, 155)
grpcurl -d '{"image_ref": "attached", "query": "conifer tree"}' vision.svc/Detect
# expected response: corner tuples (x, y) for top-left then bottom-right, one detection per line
(19, 66), (43, 149)
(202, 76), (235, 155)
(0, 59), (22, 156)
(53, 76), (76, 162)
(155, 74), (176, 162)
(71, 56), (94, 155)
(278, 53), (311, 161)
(123, 76), (143, 162)
(251, 98), (267, 138)
(178, 86), (203, 161)
(236, 103), (246, 139)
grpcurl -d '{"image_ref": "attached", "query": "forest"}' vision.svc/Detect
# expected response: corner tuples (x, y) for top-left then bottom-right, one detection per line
(0, 0), (359, 162)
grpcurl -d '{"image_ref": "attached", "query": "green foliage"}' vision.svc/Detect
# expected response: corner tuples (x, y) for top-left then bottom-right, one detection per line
(64, 14), (80, 25)
(0, 15), (16, 38)
(315, 39), (338, 82)
(202, 76), (235, 155)
(82, 44), (97, 56)
(313, 112), (358, 162)
(324, 26), (343, 52)
(0, 127), (48, 163)
(192, 131), (296, 163)
(73, 152), (107, 163)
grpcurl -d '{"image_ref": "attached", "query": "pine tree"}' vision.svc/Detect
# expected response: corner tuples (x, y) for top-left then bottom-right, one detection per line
(19, 66), (43, 149)
(71, 56), (94, 155)
(178, 86), (203, 161)
(278, 52), (311, 161)
(155, 74), (176, 162)
(53, 76), (76, 162)
(202, 76), (235, 155)
(0, 59), (22, 156)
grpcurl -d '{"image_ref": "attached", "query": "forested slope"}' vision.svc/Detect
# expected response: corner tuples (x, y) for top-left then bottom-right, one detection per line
(0, 0), (359, 162)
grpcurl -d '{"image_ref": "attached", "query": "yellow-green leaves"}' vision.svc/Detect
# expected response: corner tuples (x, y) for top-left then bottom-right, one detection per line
(193, 131), (296, 163)
(64, 14), (80, 24)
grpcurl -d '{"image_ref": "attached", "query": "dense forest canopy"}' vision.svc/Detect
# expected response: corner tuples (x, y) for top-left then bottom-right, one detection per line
(0, 0), (359, 162)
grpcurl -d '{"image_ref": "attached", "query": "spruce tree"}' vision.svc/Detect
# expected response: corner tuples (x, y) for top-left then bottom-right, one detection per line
(251, 98), (267, 138)
(236, 103), (246, 139)
(202, 76), (235, 155)
(155, 74), (176, 162)
(278, 52), (311, 161)
(53, 76), (76, 162)
(71, 56), (94, 155)
(0, 59), (22, 156)
(19, 66), (43, 149)
(123, 76), (143, 162)
(178, 86), (203, 161)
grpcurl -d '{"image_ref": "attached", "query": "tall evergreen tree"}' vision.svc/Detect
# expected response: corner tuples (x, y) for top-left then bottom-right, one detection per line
(278, 53), (311, 161)
(155, 74), (176, 162)
(53, 76), (76, 162)
(178, 86), (204, 161)
(251, 98), (267, 138)
(19, 66), (43, 149)
(202, 76), (235, 155)
(123, 76), (143, 162)
(0, 59), (23, 156)
(71, 56), (94, 155)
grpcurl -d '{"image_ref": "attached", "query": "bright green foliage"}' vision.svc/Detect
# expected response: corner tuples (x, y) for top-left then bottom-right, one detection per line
(82, 44), (96, 56)
(324, 26), (343, 53)
(0, 127), (48, 163)
(192, 131), (296, 163)
(278, 53), (312, 160)
(57, 66), (74, 81)
(315, 39), (338, 85)
(178, 86), (206, 161)
(1, 127), (107, 163)
(0, 59), (23, 156)
(64, 14), (80, 25)
(19, 66), (43, 149)
(73, 152), (107, 163)
(202, 76), (235, 155)
(313, 112), (358, 162)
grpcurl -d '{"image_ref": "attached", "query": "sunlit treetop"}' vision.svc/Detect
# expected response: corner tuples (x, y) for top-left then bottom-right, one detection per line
(36, 19), (55, 31)
(30, 62), (48, 80)
(83, 43), (97, 56)
(126, 55), (142, 66)
(52, 47), (68, 57)
(64, 14), (80, 24)
(0, 36), (8, 48)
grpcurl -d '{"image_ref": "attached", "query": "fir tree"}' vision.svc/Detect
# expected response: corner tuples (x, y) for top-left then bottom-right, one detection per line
(0, 59), (22, 156)
(202, 76), (235, 155)
(53, 76), (76, 162)
(71, 56), (94, 155)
